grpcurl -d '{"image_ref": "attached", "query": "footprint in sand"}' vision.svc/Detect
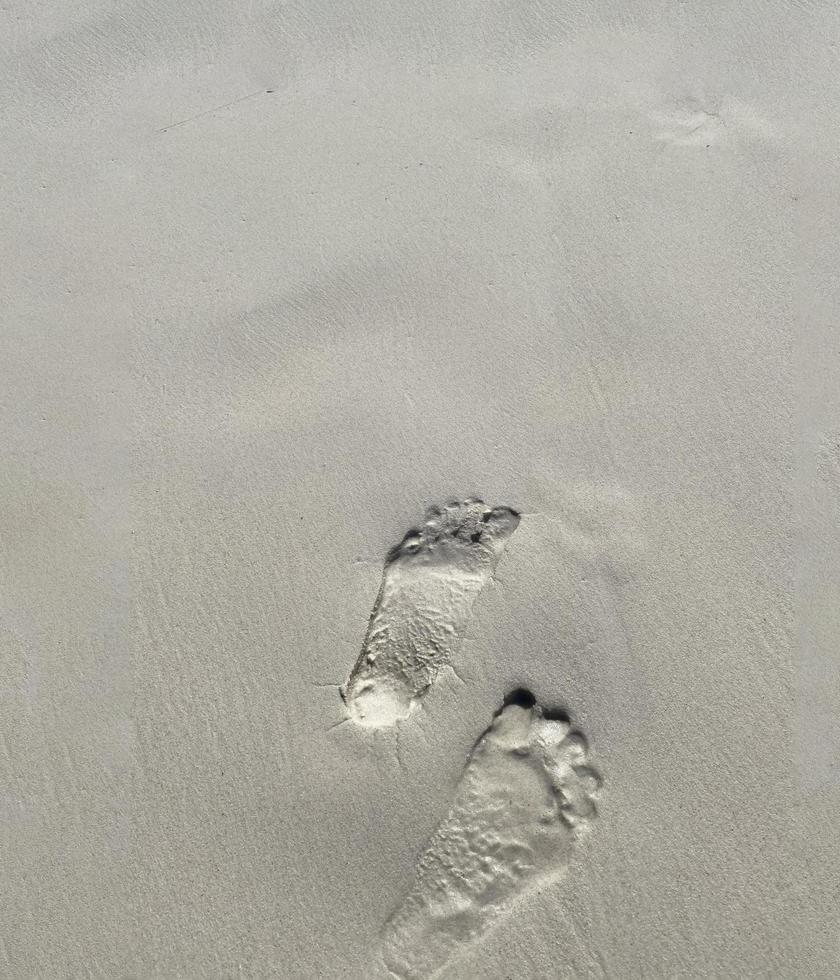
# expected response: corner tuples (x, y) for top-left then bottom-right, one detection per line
(341, 500), (520, 728)
(380, 690), (601, 979)
(651, 95), (775, 148)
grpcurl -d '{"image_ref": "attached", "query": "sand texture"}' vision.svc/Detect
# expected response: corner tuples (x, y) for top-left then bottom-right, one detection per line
(1, 1), (839, 978)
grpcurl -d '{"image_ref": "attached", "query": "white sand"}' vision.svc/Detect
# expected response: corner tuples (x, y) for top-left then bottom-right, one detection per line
(1, 1), (838, 977)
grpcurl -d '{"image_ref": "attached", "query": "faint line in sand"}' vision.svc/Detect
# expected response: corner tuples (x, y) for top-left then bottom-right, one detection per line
(156, 88), (274, 134)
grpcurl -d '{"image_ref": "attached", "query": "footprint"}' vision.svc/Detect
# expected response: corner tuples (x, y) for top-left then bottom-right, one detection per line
(380, 691), (601, 980)
(341, 500), (520, 728)
(652, 102), (726, 147)
(651, 95), (775, 148)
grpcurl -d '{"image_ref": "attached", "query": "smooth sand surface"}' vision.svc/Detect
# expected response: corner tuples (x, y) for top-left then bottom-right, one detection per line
(1, 2), (839, 977)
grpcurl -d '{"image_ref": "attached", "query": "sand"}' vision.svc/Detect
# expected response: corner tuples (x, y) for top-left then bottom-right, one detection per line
(1, 1), (838, 977)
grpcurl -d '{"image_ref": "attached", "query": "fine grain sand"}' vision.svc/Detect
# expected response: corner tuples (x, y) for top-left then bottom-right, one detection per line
(1, 2), (839, 978)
